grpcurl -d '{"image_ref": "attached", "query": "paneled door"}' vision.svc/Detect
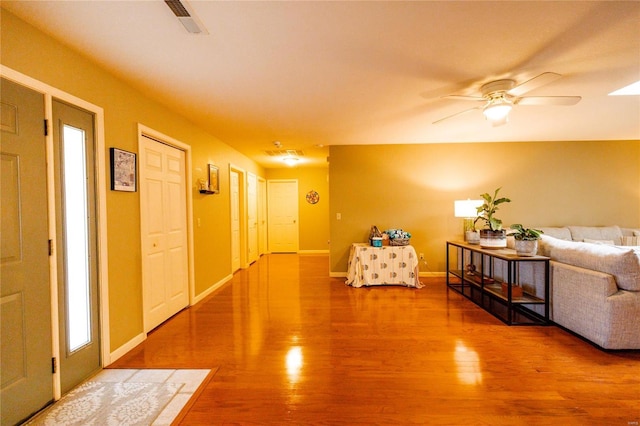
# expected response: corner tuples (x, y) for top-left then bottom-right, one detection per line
(230, 170), (241, 271)
(247, 172), (258, 264)
(1, 78), (52, 426)
(267, 180), (299, 253)
(139, 135), (189, 332)
(52, 99), (101, 395)
(258, 178), (267, 255)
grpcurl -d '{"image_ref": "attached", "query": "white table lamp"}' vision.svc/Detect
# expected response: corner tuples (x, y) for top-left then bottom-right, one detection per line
(454, 199), (483, 243)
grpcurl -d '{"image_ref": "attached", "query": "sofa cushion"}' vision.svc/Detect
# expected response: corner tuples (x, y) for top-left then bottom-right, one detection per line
(621, 236), (640, 246)
(540, 235), (640, 291)
(537, 227), (572, 240)
(568, 225), (623, 245)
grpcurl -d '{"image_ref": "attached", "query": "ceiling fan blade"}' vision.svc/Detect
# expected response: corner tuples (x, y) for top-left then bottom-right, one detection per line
(516, 96), (582, 106)
(432, 106), (482, 125)
(441, 95), (485, 102)
(508, 72), (562, 97)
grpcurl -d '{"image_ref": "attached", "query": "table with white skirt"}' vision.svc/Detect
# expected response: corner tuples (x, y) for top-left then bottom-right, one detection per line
(346, 243), (422, 288)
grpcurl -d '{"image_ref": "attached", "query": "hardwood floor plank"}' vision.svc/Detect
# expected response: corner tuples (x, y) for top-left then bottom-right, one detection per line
(109, 254), (640, 425)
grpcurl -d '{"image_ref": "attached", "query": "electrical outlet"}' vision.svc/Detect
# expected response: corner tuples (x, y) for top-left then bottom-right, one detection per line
(419, 253), (425, 261)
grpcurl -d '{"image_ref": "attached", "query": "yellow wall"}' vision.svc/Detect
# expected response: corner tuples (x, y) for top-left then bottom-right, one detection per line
(329, 141), (640, 273)
(1, 10), (265, 351)
(266, 167), (330, 252)
(5, 8), (640, 354)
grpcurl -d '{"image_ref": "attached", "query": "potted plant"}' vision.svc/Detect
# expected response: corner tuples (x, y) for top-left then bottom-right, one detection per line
(509, 224), (543, 256)
(473, 187), (511, 248)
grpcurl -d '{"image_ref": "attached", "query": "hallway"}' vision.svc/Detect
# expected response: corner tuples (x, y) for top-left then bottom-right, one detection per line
(110, 254), (640, 425)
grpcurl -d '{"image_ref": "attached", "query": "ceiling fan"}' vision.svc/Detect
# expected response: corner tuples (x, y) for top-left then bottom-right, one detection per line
(433, 72), (581, 126)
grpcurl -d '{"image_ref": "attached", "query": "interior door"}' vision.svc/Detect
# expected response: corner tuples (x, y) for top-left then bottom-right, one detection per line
(247, 172), (258, 264)
(267, 180), (299, 253)
(258, 178), (267, 255)
(1, 78), (53, 425)
(230, 170), (241, 271)
(139, 136), (189, 332)
(52, 99), (101, 394)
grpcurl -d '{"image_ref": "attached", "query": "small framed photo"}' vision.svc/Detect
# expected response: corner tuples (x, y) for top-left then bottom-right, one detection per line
(208, 164), (219, 194)
(110, 147), (137, 192)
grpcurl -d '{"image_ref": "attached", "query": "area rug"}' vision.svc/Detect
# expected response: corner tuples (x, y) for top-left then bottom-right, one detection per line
(26, 369), (213, 426)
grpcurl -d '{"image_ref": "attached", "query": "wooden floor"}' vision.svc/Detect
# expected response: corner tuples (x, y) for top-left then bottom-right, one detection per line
(110, 254), (640, 425)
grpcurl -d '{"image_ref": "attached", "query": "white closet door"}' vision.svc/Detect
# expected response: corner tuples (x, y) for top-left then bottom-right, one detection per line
(247, 172), (258, 264)
(267, 180), (299, 253)
(139, 136), (188, 332)
(230, 170), (241, 272)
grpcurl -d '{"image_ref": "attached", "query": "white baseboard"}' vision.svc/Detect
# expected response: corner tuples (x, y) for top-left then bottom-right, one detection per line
(108, 332), (146, 365)
(298, 250), (329, 255)
(192, 274), (233, 305)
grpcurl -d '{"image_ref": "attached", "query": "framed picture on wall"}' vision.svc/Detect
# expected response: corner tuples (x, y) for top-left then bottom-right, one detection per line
(110, 147), (136, 192)
(208, 164), (219, 194)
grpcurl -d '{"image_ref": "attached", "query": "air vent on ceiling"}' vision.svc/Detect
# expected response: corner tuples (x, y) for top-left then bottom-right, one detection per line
(265, 149), (305, 157)
(165, 0), (190, 17)
(164, 0), (208, 35)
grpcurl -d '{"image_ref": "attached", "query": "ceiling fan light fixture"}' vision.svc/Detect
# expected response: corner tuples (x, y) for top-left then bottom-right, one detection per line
(482, 98), (512, 123)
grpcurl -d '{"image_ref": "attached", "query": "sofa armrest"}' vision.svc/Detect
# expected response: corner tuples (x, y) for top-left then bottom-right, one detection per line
(551, 261), (618, 300)
(550, 261), (620, 347)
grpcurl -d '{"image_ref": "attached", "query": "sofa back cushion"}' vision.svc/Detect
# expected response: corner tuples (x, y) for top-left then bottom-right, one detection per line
(537, 227), (572, 240)
(540, 235), (640, 291)
(568, 225), (623, 245)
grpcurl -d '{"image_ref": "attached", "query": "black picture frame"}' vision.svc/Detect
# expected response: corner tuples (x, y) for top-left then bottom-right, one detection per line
(110, 147), (137, 192)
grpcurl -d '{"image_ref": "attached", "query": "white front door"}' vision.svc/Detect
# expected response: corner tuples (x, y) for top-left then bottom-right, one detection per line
(267, 180), (299, 253)
(230, 170), (241, 271)
(139, 136), (189, 332)
(247, 172), (258, 264)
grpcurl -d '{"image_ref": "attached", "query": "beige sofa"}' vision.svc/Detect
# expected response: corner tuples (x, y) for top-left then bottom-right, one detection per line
(535, 226), (640, 350)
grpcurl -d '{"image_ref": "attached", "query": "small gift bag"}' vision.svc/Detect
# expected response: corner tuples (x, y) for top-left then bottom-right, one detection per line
(369, 225), (383, 246)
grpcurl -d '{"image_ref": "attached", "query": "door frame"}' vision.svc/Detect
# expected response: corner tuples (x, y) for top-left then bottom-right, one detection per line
(137, 124), (195, 314)
(0, 66), (110, 400)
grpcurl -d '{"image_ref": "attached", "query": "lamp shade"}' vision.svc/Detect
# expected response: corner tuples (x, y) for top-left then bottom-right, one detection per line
(483, 100), (512, 122)
(454, 199), (483, 218)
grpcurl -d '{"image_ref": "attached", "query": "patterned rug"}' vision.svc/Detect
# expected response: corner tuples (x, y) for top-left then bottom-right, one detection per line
(26, 369), (212, 426)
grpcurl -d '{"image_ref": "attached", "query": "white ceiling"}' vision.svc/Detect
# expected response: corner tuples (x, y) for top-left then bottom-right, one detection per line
(4, 1), (639, 168)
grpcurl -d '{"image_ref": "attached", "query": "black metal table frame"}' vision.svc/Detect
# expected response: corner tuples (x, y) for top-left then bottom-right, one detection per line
(446, 241), (550, 325)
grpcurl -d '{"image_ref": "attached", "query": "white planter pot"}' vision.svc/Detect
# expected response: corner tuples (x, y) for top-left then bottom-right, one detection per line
(465, 230), (480, 244)
(479, 229), (507, 249)
(514, 239), (539, 256)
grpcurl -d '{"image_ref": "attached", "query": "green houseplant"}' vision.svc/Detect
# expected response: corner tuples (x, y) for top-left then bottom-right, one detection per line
(509, 224), (543, 256)
(473, 187), (511, 248)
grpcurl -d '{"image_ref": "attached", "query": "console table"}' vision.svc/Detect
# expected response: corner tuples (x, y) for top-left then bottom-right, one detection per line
(346, 243), (422, 288)
(446, 241), (549, 325)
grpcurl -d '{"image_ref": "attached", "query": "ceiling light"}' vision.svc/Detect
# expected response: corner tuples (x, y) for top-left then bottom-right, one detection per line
(482, 97), (512, 123)
(609, 80), (640, 96)
(283, 156), (299, 166)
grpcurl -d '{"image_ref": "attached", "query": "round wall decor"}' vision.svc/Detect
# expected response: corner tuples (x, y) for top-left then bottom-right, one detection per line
(305, 190), (320, 204)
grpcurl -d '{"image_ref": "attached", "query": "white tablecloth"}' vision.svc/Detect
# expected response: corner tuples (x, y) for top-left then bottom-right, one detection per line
(346, 243), (422, 288)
